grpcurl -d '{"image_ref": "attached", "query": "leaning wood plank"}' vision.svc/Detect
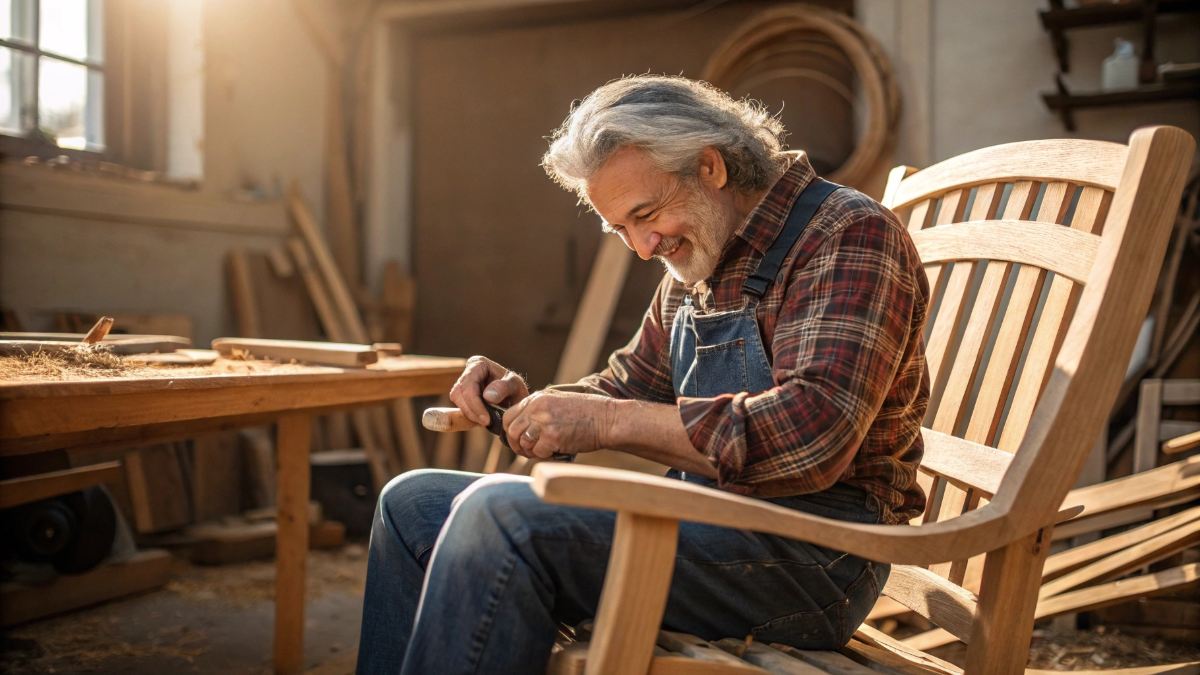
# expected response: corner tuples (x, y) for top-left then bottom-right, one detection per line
(1043, 506), (1200, 579)
(0, 461), (123, 509)
(1059, 455), (1200, 524)
(1035, 563), (1200, 620)
(880, 564), (977, 643)
(1135, 379), (1165, 473)
(287, 183), (368, 343)
(586, 512), (678, 675)
(1038, 518), (1200, 599)
(0, 550), (172, 627)
(556, 236), (632, 384)
(227, 249), (262, 338)
(391, 398), (427, 472)
(1164, 429), (1200, 454)
(212, 338), (378, 367)
(274, 412), (311, 675)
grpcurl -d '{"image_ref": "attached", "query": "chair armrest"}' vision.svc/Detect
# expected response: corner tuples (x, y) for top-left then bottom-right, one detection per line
(532, 464), (1022, 566)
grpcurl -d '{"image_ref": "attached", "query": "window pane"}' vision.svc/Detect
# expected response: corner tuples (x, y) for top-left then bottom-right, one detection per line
(0, 45), (34, 133)
(39, 55), (102, 149)
(0, 0), (36, 44)
(40, 0), (103, 63)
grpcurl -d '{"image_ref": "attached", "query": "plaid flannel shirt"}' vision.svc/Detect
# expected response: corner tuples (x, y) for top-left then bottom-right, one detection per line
(557, 154), (929, 524)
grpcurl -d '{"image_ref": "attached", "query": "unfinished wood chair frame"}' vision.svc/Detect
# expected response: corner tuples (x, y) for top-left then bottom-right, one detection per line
(530, 127), (1194, 674)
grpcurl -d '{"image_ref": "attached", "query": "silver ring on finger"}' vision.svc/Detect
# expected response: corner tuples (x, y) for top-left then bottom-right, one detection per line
(522, 427), (540, 444)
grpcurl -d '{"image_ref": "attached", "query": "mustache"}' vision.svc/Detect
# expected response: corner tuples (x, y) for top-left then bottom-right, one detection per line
(653, 237), (683, 257)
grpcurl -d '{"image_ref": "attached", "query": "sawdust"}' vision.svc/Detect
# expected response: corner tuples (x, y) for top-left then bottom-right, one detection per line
(0, 344), (125, 380)
(164, 547), (367, 609)
(0, 349), (321, 383)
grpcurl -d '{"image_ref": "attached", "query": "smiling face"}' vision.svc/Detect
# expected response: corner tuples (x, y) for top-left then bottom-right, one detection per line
(585, 146), (739, 286)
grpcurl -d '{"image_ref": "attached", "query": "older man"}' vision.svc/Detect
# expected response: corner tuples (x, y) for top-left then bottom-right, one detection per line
(356, 75), (928, 674)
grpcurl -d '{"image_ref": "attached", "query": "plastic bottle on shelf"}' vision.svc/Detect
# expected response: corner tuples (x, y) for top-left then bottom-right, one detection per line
(1101, 38), (1139, 91)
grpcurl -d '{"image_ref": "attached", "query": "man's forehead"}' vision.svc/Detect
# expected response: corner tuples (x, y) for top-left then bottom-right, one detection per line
(585, 147), (670, 219)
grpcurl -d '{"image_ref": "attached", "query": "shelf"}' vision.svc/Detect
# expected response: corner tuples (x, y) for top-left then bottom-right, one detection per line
(1041, 74), (1200, 131)
(1039, 0), (1200, 72)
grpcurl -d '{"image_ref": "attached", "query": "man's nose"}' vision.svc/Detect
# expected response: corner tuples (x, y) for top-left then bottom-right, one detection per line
(629, 228), (661, 261)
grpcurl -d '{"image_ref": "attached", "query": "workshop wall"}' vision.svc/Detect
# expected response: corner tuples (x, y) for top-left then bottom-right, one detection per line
(408, 0), (851, 388)
(0, 0), (329, 342)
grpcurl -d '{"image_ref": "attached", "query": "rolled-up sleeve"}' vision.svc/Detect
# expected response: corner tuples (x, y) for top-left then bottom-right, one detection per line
(677, 215), (921, 496)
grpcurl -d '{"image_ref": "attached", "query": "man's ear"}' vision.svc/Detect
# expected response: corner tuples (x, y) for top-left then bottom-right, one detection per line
(697, 147), (728, 191)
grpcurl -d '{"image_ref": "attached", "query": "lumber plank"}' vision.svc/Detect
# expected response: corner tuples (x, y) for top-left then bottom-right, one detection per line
(1035, 563), (1200, 619)
(287, 184), (368, 343)
(0, 461), (123, 509)
(1136, 379), (1165, 473)
(737, 642), (827, 674)
(1043, 506), (1200, 579)
(0, 550), (172, 627)
(212, 338), (378, 367)
(227, 249), (263, 338)
(1039, 519), (1200, 599)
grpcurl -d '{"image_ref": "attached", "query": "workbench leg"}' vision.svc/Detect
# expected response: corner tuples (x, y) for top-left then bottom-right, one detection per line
(274, 412), (312, 674)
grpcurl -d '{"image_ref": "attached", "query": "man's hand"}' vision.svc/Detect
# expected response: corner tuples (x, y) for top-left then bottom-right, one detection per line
(448, 355), (530, 427)
(502, 390), (616, 460)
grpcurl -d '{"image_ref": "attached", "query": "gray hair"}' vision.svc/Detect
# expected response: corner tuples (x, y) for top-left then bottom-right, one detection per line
(541, 75), (789, 204)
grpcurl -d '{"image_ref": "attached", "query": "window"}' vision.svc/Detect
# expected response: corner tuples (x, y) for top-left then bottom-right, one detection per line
(1, 0), (105, 152)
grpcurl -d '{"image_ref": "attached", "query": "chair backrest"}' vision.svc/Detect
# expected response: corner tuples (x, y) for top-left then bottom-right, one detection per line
(881, 126), (1194, 587)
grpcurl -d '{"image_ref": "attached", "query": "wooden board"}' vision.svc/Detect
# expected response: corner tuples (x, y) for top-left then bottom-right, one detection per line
(212, 338), (378, 367)
(0, 335), (190, 355)
(0, 549), (173, 627)
(0, 461), (123, 509)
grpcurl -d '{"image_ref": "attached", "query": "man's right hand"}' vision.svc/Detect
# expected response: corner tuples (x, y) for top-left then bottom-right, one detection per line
(448, 355), (530, 427)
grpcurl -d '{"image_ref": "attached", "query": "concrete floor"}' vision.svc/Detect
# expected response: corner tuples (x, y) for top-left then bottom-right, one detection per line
(2, 546), (367, 674)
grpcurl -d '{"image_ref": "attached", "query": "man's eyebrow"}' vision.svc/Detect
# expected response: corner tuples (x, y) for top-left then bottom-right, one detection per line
(623, 200), (658, 221)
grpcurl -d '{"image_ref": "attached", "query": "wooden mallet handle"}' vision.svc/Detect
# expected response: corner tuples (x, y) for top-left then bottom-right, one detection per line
(422, 407), (477, 433)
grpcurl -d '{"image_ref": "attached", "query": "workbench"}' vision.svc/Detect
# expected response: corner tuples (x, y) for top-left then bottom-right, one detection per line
(0, 354), (465, 674)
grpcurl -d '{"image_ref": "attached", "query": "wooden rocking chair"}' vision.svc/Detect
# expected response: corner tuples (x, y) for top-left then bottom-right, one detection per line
(534, 126), (1195, 674)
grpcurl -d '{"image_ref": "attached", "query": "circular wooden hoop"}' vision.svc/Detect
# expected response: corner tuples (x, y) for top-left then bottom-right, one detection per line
(702, 5), (901, 189)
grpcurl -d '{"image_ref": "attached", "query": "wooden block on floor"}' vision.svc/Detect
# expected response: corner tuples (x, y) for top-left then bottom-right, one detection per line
(0, 549), (173, 627)
(180, 519), (344, 565)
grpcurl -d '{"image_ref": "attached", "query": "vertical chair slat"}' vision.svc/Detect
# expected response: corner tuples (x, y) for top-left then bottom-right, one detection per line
(996, 186), (1109, 452)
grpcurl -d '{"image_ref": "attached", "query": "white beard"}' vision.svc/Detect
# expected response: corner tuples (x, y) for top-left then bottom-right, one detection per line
(655, 185), (736, 287)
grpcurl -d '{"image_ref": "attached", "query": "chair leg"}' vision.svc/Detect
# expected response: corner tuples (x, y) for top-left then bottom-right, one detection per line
(966, 528), (1052, 674)
(585, 511), (679, 675)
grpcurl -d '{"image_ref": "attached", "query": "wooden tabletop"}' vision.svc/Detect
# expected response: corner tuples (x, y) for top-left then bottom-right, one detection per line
(0, 355), (466, 456)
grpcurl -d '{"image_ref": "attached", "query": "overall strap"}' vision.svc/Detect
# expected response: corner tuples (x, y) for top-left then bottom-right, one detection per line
(742, 178), (841, 299)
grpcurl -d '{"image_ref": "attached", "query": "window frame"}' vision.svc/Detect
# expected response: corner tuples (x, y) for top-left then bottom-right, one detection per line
(0, 0), (119, 163)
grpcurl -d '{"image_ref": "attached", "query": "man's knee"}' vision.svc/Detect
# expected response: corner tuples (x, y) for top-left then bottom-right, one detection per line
(446, 475), (540, 544)
(375, 468), (476, 536)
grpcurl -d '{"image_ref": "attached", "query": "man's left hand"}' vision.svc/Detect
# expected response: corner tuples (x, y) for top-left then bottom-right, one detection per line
(502, 390), (616, 459)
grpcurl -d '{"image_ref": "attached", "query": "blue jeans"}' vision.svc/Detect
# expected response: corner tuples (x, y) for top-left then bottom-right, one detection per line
(355, 469), (888, 674)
